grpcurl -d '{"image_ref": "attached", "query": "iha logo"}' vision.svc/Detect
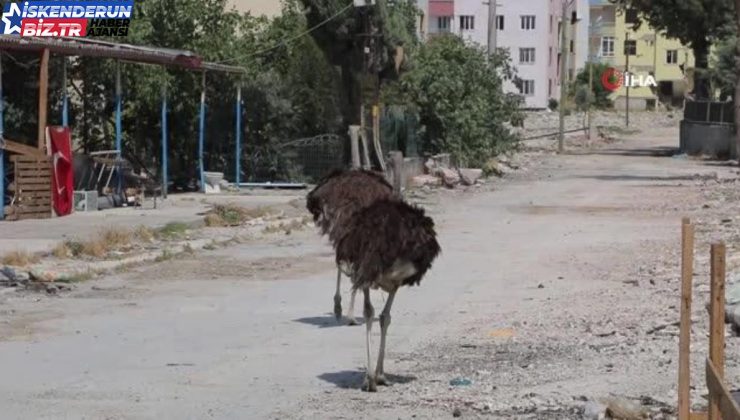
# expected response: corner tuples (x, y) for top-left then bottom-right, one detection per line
(601, 67), (657, 91)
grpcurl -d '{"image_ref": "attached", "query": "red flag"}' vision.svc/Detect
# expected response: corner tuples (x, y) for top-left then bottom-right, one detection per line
(47, 126), (74, 216)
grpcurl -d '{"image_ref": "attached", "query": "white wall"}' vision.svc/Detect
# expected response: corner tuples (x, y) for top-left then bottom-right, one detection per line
(454, 0), (487, 47)
(496, 0), (553, 108)
(573, 0), (590, 72)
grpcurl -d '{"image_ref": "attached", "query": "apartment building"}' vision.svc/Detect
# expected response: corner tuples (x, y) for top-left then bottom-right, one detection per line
(589, 0), (694, 109)
(424, 0), (589, 109)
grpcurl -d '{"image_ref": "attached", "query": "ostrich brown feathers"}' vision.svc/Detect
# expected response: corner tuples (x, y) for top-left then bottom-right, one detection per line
(306, 169), (394, 244)
(334, 198), (441, 292)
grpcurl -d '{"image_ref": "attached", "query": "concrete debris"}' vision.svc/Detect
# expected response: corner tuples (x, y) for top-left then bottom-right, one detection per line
(410, 175), (441, 188)
(583, 400), (607, 420)
(458, 169), (483, 186)
(604, 398), (648, 420)
(29, 270), (57, 283)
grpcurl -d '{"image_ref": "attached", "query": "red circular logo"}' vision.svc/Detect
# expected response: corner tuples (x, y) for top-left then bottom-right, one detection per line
(601, 67), (623, 91)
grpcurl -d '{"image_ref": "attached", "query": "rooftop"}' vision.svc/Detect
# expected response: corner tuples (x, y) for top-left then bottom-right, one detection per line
(0, 36), (246, 74)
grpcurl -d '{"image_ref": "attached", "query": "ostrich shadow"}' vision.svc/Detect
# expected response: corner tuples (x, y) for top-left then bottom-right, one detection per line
(318, 370), (417, 389)
(292, 314), (377, 329)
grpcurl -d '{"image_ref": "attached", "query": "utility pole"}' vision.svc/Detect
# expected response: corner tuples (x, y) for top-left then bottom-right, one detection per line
(587, 30), (593, 140)
(487, 0), (497, 56)
(625, 31), (630, 127)
(558, 0), (569, 153)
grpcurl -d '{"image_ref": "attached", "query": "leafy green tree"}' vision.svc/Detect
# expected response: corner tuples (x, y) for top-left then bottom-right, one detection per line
(708, 35), (737, 101)
(571, 62), (613, 109)
(299, 0), (419, 126)
(610, 0), (735, 99)
(395, 35), (522, 167)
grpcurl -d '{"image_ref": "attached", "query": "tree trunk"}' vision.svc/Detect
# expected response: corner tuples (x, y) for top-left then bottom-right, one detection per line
(692, 41), (711, 99)
(735, 0), (740, 164)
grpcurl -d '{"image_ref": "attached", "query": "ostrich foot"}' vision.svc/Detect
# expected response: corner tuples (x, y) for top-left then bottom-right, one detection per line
(375, 374), (389, 386)
(362, 376), (378, 392)
(345, 316), (359, 326)
(333, 295), (342, 322)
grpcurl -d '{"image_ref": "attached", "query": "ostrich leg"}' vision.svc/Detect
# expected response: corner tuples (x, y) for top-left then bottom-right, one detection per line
(345, 288), (358, 326)
(362, 287), (377, 392)
(333, 267), (342, 322)
(375, 287), (397, 386)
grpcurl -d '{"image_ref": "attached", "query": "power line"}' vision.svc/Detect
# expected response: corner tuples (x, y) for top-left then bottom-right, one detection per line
(216, 3), (353, 65)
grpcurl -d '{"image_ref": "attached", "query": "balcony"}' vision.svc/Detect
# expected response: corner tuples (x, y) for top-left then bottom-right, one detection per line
(429, 0), (453, 16)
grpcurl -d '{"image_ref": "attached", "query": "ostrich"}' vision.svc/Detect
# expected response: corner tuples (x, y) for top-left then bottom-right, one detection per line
(334, 198), (441, 391)
(306, 169), (395, 324)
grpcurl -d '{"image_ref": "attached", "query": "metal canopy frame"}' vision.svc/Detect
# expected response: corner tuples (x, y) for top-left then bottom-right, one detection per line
(0, 36), (247, 220)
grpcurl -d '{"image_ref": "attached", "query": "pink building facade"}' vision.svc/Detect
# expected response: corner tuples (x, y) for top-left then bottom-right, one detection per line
(424, 0), (589, 109)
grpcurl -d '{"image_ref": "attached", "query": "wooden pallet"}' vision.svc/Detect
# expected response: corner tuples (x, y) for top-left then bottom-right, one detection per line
(5, 155), (51, 221)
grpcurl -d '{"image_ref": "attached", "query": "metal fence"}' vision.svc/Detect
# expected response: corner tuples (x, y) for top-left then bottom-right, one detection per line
(684, 100), (734, 125)
(245, 133), (346, 184)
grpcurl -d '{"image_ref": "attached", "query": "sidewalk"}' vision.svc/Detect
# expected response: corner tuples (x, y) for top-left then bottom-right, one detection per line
(0, 191), (305, 255)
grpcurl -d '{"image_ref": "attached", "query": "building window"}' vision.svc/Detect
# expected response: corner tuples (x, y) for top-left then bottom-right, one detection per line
(548, 79), (552, 97)
(624, 40), (637, 56)
(601, 36), (614, 57)
(549, 46), (552, 65)
(520, 80), (535, 96)
(549, 15), (553, 33)
(519, 48), (535, 64)
(570, 40), (574, 53)
(496, 15), (504, 30)
(437, 16), (452, 32)
(666, 49), (678, 64)
(625, 8), (638, 25)
(520, 15), (535, 30)
(459, 15), (474, 31)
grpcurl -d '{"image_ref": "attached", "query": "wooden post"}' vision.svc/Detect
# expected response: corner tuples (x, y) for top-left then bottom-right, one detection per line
(349, 125), (361, 169)
(37, 48), (50, 151)
(198, 71), (206, 192)
(390, 151), (404, 195)
(61, 56), (68, 127)
(234, 84), (242, 189)
(679, 217), (695, 420)
(709, 242), (726, 420)
(161, 84), (168, 199)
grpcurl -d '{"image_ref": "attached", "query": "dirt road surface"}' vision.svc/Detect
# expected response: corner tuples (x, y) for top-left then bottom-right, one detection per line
(1, 126), (738, 419)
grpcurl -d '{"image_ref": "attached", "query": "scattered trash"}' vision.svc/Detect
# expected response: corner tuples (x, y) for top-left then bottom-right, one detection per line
(449, 377), (472, 387)
(488, 328), (515, 338)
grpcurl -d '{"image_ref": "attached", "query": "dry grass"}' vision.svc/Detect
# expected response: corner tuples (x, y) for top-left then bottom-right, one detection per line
(204, 213), (227, 227)
(74, 228), (132, 258)
(1, 250), (41, 266)
(51, 242), (72, 259)
(204, 204), (271, 227)
(134, 225), (156, 242)
(101, 228), (132, 249)
(159, 222), (190, 239)
(262, 217), (310, 235)
(51, 227), (136, 260)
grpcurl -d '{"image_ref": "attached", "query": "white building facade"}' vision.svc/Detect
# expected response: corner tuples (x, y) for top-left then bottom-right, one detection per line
(423, 0), (589, 109)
